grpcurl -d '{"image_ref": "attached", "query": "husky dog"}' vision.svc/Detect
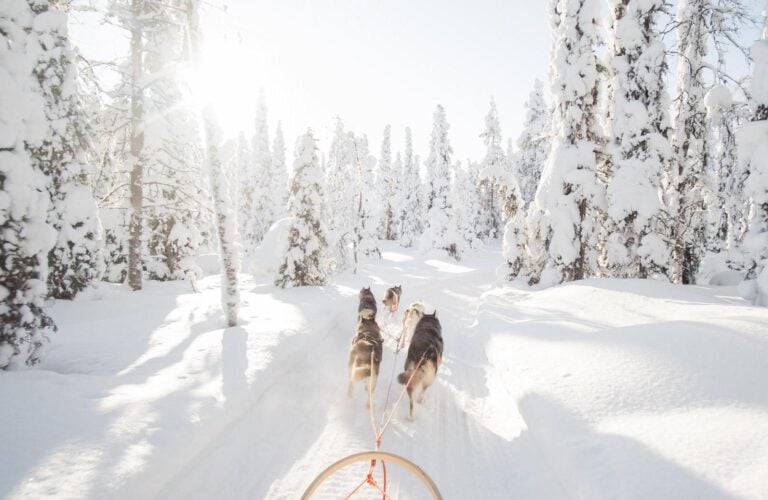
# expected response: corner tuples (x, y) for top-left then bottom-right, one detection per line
(358, 287), (377, 320)
(397, 301), (425, 351)
(397, 312), (443, 419)
(347, 317), (383, 405)
(382, 285), (402, 314)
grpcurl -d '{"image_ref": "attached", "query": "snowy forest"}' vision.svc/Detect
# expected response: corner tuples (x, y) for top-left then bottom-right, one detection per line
(2, 0), (768, 499)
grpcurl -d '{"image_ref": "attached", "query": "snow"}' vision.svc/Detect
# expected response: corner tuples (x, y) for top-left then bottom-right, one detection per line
(3, 243), (767, 498)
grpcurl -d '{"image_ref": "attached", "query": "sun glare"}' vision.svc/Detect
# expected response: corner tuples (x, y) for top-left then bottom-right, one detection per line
(187, 36), (259, 136)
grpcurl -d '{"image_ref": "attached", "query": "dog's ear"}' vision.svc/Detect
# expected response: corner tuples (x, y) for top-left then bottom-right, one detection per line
(433, 309), (437, 318)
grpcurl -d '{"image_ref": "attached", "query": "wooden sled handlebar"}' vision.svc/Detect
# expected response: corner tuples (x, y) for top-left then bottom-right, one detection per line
(300, 450), (443, 499)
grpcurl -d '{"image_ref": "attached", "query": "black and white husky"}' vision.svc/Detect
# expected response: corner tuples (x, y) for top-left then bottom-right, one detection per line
(397, 312), (443, 419)
(382, 285), (402, 314)
(347, 317), (383, 406)
(358, 287), (377, 320)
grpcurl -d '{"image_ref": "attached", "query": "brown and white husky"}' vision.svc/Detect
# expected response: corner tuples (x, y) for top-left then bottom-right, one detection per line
(347, 317), (383, 406)
(382, 285), (402, 314)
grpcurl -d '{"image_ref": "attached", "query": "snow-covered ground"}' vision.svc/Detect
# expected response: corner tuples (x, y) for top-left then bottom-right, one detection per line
(2, 243), (768, 499)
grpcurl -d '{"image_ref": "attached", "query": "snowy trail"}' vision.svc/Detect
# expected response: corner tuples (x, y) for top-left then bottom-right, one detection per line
(5, 243), (768, 499)
(155, 245), (564, 499)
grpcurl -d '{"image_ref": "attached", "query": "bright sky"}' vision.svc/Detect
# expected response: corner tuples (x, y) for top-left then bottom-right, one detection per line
(71, 0), (763, 165)
(198, 0), (552, 163)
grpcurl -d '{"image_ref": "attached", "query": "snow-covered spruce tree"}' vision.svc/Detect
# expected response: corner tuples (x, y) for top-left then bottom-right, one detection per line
(424, 105), (458, 258)
(669, 0), (752, 284)
(25, 1), (103, 299)
(477, 98), (508, 240)
(376, 125), (398, 240)
(324, 118), (359, 269)
(451, 161), (482, 257)
(353, 134), (381, 260)
(230, 132), (249, 231)
(276, 131), (330, 287)
(705, 86), (751, 254)
(1, 0), (57, 368)
(270, 121), (288, 219)
(604, 0), (672, 279)
(246, 92), (273, 250)
(142, 6), (206, 282)
(398, 127), (424, 247)
(514, 79), (551, 209)
(739, 11), (768, 305)
(532, 0), (605, 285)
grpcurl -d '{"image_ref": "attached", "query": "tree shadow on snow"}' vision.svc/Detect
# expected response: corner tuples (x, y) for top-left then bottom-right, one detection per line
(516, 392), (737, 499)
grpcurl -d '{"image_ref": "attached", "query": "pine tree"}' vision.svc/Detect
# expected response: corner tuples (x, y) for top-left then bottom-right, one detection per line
(605, 0), (671, 279)
(276, 131), (330, 287)
(398, 128), (424, 247)
(270, 121), (288, 220)
(477, 98), (508, 240)
(704, 87), (751, 255)
(670, 0), (752, 284)
(532, 0), (605, 285)
(740, 9), (768, 305)
(142, 5), (206, 281)
(424, 105), (456, 258)
(376, 125), (397, 240)
(514, 79), (551, 209)
(354, 135), (381, 260)
(1, 0), (57, 368)
(451, 161), (483, 256)
(324, 118), (358, 269)
(247, 91), (273, 249)
(26, 1), (103, 299)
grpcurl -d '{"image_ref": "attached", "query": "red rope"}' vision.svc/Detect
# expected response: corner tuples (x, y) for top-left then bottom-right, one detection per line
(342, 348), (426, 498)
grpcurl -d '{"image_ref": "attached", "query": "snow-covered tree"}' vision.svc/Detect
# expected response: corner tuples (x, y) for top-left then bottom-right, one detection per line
(324, 118), (358, 269)
(142, 8), (206, 282)
(670, 0), (753, 284)
(532, 0), (605, 285)
(186, 2), (239, 325)
(202, 111), (240, 326)
(739, 10), (768, 305)
(423, 105), (457, 258)
(377, 125), (398, 240)
(451, 161), (483, 256)
(276, 131), (330, 287)
(514, 79), (551, 209)
(354, 135), (381, 260)
(246, 91), (273, 250)
(1, 0), (57, 368)
(270, 121), (288, 219)
(704, 86), (749, 255)
(398, 128), (424, 247)
(477, 98), (508, 240)
(25, 1), (103, 299)
(604, 0), (671, 279)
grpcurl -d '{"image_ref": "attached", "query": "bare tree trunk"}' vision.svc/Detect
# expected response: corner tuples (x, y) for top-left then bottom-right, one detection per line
(186, 0), (239, 326)
(203, 118), (240, 327)
(127, 0), (144, 291)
